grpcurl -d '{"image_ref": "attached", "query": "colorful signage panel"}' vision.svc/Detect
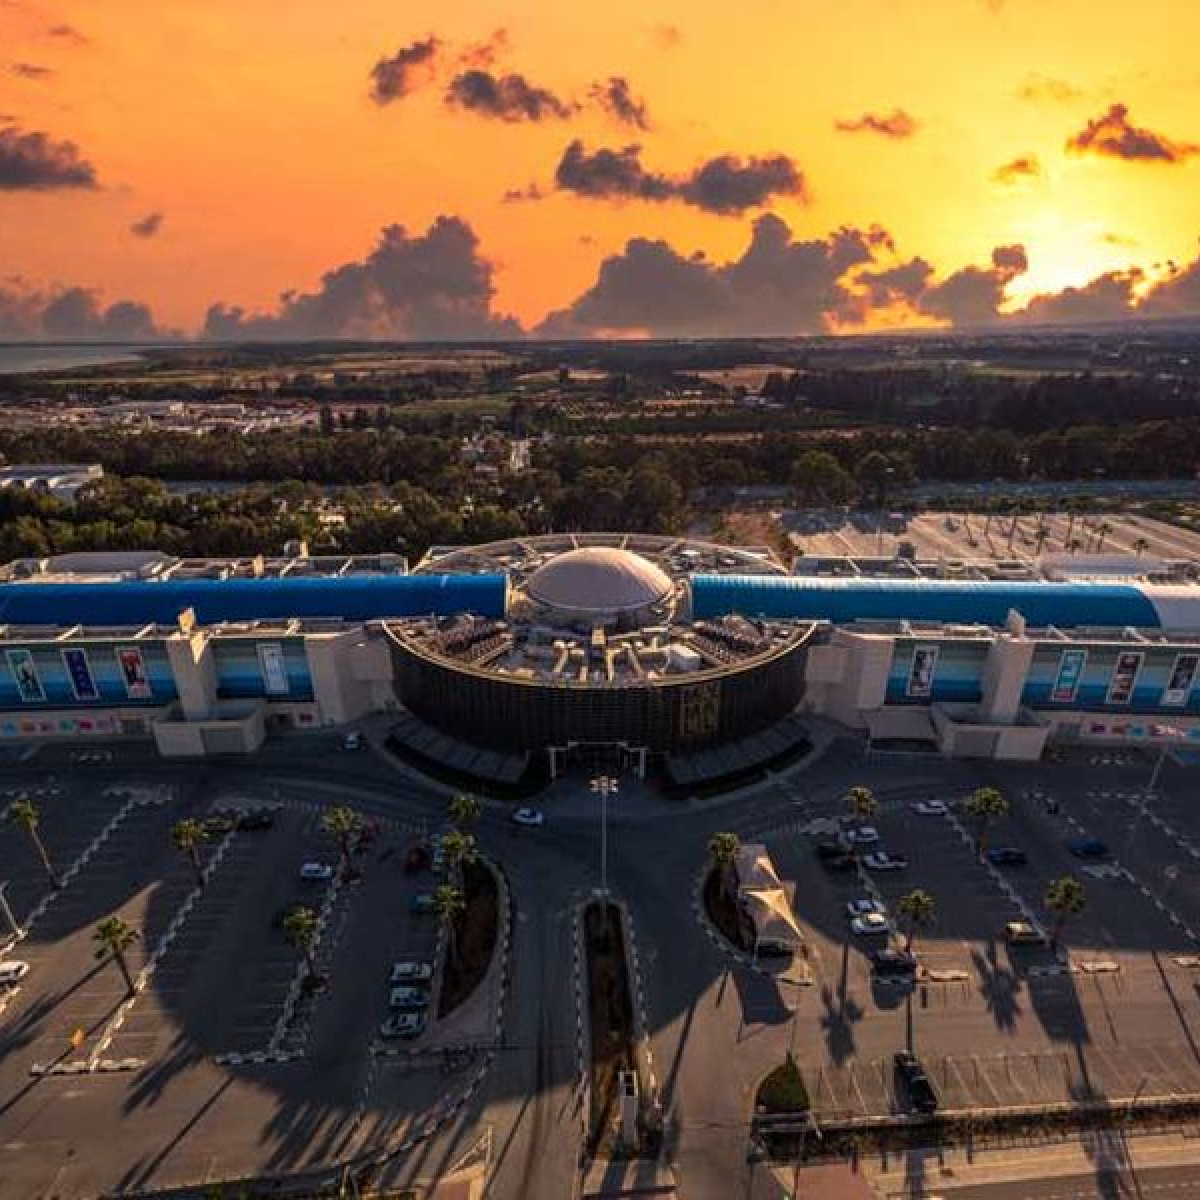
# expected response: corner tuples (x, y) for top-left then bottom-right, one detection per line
(257, 642), (290, 696)
(1050, 649), (1088, 703)
(62, 647), (99, 701)
(1162, 653), (1200, 708)
(6, 648), (45, 703)
(906, 645), (939, 698)
(1106, 651), (1143, 706)
(117, 645), (153, 700)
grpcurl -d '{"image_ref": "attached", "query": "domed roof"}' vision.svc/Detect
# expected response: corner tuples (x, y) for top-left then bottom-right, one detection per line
(525, 546), (674, 616)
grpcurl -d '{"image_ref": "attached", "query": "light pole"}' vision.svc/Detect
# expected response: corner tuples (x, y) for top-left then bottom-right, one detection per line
(0, 882), (22, 943)
(590, 774), (618, 899)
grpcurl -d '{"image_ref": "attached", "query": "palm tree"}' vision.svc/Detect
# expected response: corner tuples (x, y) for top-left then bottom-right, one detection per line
(1134, 537), (1149, 557)
(320, 805), (363, 876)
(1045, 875), (1087, 950)
(708, 831), (742, 901)
(963, 786), (1009, 861)
(1096, 520), (1113, 552)
(896, 889), (937, 953)
(282, 905), (320, 978)
(845, 786), (877, 822)
(93, 916), (140, 994)
(9, 796), (62, 888)
(433, 884), (465, 968)
(439, 829), (478, 886)
(171, 818), (206, 889)
(447, 794), (481, 828)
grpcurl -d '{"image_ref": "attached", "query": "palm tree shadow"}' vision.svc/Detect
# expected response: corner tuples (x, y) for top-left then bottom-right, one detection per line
(972, 939), (1024, 1033)
(818, 941), (863, 1066)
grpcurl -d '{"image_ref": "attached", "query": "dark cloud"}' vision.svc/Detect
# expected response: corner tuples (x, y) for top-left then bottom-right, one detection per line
(554, 140), (806, 214)
(0, 124), (97, 189)
(834, 109), (918, 139)
(46, 23), (89, 45)
(1066, 103), (1199, 164)
(1018, 75), (1082, 104)
(1016, 270), (1144, 325)
(369, 37), (440, 106)
(917, 245), (1028, 324)
(993, 154), (1041, 184)
(11, 63), (54, 79)
(445, 69), (573, 123)
(130, 212), (164, 238)
(0, 280), (165, 338)
(538, 213), (887, 337)
(203, 217), (519, 341)
(456, 29), (509, 70)
(501, 183), (545, 204)
(1140, 245), (1200, 317)
(590, 77), (650, 130)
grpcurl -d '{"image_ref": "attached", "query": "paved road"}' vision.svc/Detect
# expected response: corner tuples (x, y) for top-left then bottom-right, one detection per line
(908, 1161), (1200, 1199)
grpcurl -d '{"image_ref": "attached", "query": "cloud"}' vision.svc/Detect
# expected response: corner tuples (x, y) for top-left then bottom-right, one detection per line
(369, 37), (441, 106)
(456, 29), (509, 70)
(1016, 270), (1144, 324)
(0, 124), (97, 189)
(554, 140), (806, 214)
(501, 183), (545, 204)
(1066, 103), (1200, 164)
(0, 279), (166, 338)
(834, 109), (919, 139)
(589, 77), (650, 130)
(1018, 75), (1082, 104)
(1140, 245), (1200, 317)
(130, 212), (164, 238)
(992, 154), (1041, 184)
(203, 217), (520, 341)
(538, 213), (888, 337)
(46, 23), (89, 45)
(648, 24), (683, 50)
(11, 63), (54, 79)
(445, 69), (573, 122)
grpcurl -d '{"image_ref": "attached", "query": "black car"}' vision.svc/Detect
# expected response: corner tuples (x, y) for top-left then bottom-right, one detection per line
(815, 839), (850, 860)
(894, 1051), (939, 1114)
(1068, 837), (1109, 859)
(237, 811), (275, 831)
(985, 846), (1028, 866)
(871, 949), (918, 978)
(823, 852), (858, 873)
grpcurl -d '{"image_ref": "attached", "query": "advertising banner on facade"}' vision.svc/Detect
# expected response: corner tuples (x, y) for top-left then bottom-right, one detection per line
(6, 648), (45, 703)
(117, 646), (153, 700)
(906, 645), (939, 698)
(1106, 651), (1143, 706)
(62, 647), (99, 701)
(257, 642), (290, 696)
(1050, 649), (1088, 703)
(1162, 653), (1199, 707)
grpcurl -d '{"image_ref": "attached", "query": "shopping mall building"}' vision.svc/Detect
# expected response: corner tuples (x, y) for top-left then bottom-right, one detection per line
(3, 535), (1200, 788)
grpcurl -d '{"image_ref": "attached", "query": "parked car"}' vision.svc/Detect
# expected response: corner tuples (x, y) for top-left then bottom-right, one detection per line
(870, 949), (917, 978)
(1068, 838), (1109, 859)
(236, 810), (275, 832)
(864, 851), (908, 871)
(815, 839), (851, 861)
(985, 846), (1028, 867)
(380, 1013), (426, 1040)
(823, 851), (859, 873)
(342, 732), (363, 751)
(894, 1051), (939, 1114)
(389, 961), (433, 983)
(0, 961), (29, 986)
(913, 800), (948, 816)
(846, 825), (880, 846)
(299, 862), (335, 881)
(851, 912), (891, 936)
(409, 892), (435, 915)
(511, 807), (545, 827)
(388, 986), (430, 1010)
(1005, 920), (1048, 946)
(846, 897), (886, 919)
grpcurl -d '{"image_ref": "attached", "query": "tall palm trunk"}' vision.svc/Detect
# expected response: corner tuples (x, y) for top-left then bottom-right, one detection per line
(30, 828), (61, 888)
(188, 847), (204, 889)
(114, 949), (135, 995)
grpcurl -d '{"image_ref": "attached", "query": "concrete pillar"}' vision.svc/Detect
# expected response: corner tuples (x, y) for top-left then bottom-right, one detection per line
(164, 626), (217, 720)
(979, 634), (1035, 724)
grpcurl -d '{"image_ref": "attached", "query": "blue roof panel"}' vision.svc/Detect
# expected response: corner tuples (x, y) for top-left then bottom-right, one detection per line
(0, 573), (509, 627)
(690, 575), (1162, 629)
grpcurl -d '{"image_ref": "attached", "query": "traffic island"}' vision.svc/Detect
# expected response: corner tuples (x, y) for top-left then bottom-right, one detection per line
(438, 858), (499, 1019)
(584, 901), (639, 1156)
(702, 866), (754, 953)
(753, 1055), (818, 1164)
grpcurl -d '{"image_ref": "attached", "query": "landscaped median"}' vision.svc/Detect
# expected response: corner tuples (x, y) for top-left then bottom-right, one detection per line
(438, 856), (499, 1019)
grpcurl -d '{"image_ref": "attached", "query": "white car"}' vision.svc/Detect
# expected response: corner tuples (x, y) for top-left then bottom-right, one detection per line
(0, 961), (30, 986)
(850, 912), (891, 936)
(389, 961), (433, 983)
(846, 897), (885, 919)
(389, 986), (430, 1010)
(913, 800), (948, 816)
(864, 852), (908, 871)
(846, 826), (880, 845)
(299, 862), (334, 881)
(511, 807), (545, 827)
(342, 732), (363, 751)
(380, 1012), (426, 1039)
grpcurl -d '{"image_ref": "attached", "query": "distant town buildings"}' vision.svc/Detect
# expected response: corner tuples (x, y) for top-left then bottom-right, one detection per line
(0, 463), (104, 501)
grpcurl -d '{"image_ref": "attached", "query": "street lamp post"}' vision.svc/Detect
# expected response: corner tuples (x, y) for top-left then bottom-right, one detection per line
(0, 882), (22, 942)
(590, 774), (618, 899)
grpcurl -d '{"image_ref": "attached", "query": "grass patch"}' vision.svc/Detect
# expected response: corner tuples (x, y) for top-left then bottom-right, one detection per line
(757, 1055), (811, 1114)
(438, 858), (499, 1018)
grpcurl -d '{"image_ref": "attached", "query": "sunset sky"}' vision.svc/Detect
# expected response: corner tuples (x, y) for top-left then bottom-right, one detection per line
(2, 0), (1199, 338)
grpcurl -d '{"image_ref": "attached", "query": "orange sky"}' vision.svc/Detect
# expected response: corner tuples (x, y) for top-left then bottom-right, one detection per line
(2, 0), (1199, 336)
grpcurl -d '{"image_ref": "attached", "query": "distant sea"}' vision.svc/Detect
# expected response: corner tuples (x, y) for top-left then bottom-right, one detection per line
(0, 345), (150, 376)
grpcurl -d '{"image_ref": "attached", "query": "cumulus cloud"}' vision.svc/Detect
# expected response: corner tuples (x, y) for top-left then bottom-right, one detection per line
(0, 280), (166, 339)
(1067, 103), (1200, 164)
(11, 63), (54, 79)
(501, 183), (545, 203)
(554, 140), (806, 214)
(538, 213), (888, 337)
(369, 37), (441, 105)
(834, 109), (918, 139)
(589, 77), (650, 130)
(1016, 270), (1145, 325)
(1140, 245), (1200, 317)
(0, 124), (97, 189)
(129, 212), (164, 238)
(46, 23), (89, 45)
(445, 69), (573, 122)
(993, 155), (1041, 184)
(203, 217), (520, 341)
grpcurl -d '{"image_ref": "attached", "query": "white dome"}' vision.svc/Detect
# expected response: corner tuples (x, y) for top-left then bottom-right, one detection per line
(525, 547), (674, 617)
